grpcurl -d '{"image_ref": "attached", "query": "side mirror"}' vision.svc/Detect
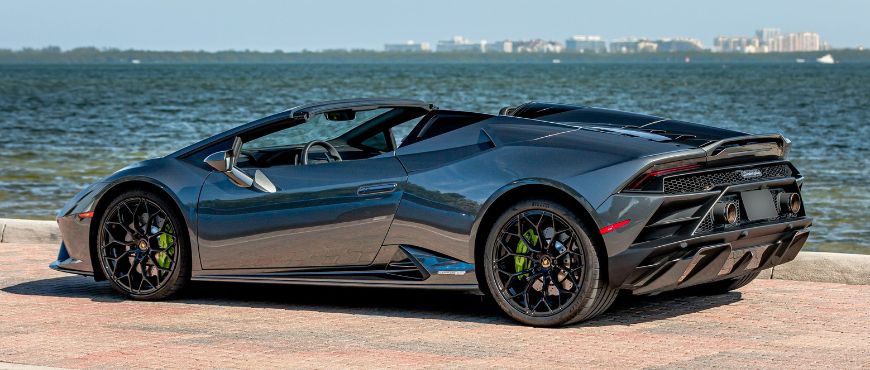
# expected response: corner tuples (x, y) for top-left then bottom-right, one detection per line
(204, 136), (256, 189)
(205, 136), (244, 172)
(204, 151), (230, 172)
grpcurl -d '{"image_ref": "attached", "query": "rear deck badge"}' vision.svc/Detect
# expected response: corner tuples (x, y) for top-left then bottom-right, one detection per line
(738, 169), (763, 179)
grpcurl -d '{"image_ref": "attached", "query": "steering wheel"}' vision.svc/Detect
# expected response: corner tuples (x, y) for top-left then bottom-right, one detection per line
(300, 140), (342, 165)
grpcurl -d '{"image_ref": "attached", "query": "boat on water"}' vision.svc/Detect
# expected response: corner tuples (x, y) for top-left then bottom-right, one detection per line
(795, 58), (806, 63)
(816, 54), (835, 64)
(552, 59), (561, 64)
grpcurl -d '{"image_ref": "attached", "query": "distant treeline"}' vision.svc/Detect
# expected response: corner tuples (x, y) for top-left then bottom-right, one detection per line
(1, 46), (868, 64)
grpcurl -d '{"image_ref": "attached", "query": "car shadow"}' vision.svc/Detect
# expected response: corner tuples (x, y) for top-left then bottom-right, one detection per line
(2, 276), (741, 326)
(581, 290), (742, 327)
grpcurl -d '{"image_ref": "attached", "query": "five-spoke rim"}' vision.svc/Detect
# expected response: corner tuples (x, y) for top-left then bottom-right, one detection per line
(99, 197), (178, 295)
(491, 210), (585, 317)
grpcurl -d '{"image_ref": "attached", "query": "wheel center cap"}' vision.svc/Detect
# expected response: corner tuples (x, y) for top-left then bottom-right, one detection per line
(540, 256), (552, 268)
(137, 240), (149, 251)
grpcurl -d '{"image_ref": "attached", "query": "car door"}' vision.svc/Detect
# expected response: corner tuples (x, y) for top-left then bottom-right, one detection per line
(196, 156), (407, 270)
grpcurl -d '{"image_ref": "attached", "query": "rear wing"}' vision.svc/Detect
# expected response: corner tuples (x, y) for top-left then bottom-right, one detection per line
(702, 134), (790, 164)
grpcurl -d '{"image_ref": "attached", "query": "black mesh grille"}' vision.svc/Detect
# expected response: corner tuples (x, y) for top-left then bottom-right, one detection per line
(664, 164), (792, 194)
(697, 214), (714, 233)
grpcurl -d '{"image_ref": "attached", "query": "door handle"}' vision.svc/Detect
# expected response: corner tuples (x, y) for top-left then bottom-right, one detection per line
(357, 183), (398, 196)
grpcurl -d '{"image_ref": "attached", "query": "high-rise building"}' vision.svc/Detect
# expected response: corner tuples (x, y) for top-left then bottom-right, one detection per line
(715, 29), (823, 53)
(756, 28), (781, 45)
(384, 40), (431, 52)
(769, 32), (820, 52)
(796, 32), (821, 51)
(512, 39), (564, 53)
(714, 36), (759, 52)
(565, 35), (607, 53)
(487, 40), (513, 53)
(436, 36), (486, 52)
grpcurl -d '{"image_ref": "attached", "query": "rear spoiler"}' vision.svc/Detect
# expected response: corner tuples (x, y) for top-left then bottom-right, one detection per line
(702, 134), (790, 164)
(620, 134), (792, 193)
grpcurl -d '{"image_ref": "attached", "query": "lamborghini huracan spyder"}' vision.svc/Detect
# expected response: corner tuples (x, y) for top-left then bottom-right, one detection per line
(51, 98), (811, 326)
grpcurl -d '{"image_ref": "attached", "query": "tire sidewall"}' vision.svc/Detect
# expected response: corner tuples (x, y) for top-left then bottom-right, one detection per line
(482, 199), (602, 327)
(96, 190), (189, 300)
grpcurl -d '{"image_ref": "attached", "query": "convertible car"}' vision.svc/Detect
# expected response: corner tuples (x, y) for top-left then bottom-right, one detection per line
(51, 98), (811, 326)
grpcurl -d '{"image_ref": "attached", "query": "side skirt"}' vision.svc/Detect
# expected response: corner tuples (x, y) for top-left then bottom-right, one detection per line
(190, 244), (482, 293)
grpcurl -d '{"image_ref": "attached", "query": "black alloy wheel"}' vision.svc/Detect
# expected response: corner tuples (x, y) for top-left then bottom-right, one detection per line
(492, 209), (585, 316)
(97, 190), (189, 300)
(483, 199), (618, 326)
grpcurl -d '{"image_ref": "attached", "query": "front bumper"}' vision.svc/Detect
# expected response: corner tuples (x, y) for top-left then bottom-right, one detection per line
(49, 241), (93, 276)
(49, 214), (97, 278)
(615, 217), (811, 294)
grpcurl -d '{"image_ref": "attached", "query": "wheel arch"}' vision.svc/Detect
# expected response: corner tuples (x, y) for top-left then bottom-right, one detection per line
(87, 178), (190, 281)
(471, 180), (608, 293)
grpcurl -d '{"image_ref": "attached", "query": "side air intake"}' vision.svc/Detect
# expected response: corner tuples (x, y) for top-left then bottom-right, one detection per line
(384, 249), (428, 280)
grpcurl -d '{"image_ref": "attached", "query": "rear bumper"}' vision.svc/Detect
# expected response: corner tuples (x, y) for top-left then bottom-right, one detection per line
(614, 217), (811, 294)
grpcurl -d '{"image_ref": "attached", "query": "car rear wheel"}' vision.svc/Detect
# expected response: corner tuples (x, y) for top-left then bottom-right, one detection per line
(482, 199), (617, 327)
(97, 190), (190, 300)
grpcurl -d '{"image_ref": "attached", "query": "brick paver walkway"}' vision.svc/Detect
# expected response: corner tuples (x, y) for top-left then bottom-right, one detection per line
(1, 243), (868, 369)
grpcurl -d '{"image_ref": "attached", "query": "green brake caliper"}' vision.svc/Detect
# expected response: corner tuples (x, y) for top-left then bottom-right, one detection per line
(514, 229), (538, 280)
(155, 223), (175, 271)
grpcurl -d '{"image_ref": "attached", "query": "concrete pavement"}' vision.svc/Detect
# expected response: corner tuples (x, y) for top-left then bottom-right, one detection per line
(1, 242), (868, 369)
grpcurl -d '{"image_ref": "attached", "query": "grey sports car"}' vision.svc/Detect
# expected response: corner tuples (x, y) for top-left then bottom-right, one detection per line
(51, 98), (811, 326)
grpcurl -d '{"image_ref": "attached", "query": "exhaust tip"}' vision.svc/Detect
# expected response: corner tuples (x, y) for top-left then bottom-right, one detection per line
(778, 192), (802, 214)
(713, 202), (739, 225)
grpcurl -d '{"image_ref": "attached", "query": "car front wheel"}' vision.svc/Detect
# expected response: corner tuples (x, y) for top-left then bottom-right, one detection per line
(96, 190), (190, 300)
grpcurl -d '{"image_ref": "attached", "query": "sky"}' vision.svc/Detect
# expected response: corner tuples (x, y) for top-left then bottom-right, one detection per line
(1, 0), (867, 51)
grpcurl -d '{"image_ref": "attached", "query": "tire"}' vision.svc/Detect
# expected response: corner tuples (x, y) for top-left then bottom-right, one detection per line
(482, 198), (617, 327)
(690, 271), (761, 295)
(96, 190), (190, 300)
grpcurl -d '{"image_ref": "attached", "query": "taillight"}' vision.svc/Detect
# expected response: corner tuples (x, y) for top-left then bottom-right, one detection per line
(625, 163), (701, 191)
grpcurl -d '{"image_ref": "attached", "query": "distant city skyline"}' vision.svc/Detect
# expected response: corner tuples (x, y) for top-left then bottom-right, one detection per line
(385, 28), (834, 54)
(1, 0), (868, 51)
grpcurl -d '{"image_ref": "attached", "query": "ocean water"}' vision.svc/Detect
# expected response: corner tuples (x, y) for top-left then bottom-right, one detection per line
(0, 63), (867, 253)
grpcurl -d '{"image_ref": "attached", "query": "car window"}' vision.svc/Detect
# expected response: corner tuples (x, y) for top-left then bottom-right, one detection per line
(399, 111), (491, 148)
(361, 131), (389, 152)
(391, 116), (425, 146)
(245, 108), (392, 150)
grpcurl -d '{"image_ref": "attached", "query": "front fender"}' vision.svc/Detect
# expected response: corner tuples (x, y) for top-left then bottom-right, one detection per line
(55, 157), (211, 278)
